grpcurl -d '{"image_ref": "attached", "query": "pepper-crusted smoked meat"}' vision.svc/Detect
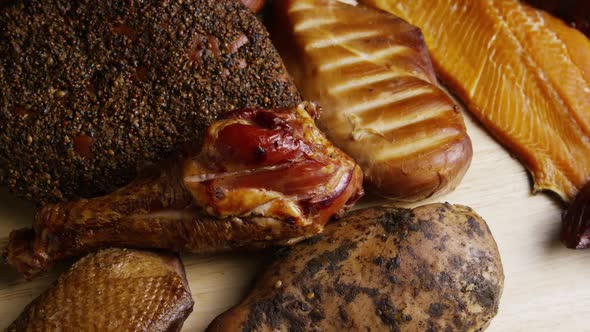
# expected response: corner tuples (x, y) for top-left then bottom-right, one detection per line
(0, 0), (300, 203)
(3, 104), (364, 278)
(7, 249), (194, 332)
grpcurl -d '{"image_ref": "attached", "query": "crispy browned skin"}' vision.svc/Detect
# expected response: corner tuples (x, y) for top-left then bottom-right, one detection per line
(268, 0), (472, 201)
(208, 204), (504, 332)
(7, 248), (193, 332)
(0, 0), (300, 203)
(3, 104), (363, 278)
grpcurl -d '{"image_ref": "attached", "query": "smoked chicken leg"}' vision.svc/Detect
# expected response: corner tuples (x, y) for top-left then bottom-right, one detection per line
(3, 103), (364, 279)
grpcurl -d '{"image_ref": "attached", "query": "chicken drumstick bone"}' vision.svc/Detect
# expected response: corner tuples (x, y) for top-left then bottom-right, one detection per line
(4, 103), (364, 278)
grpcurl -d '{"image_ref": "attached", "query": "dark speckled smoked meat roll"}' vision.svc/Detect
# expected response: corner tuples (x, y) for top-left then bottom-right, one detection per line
(0, 0), (300, 203)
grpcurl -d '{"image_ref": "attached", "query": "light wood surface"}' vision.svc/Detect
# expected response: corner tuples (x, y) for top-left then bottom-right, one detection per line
(1, 111), (589, 331)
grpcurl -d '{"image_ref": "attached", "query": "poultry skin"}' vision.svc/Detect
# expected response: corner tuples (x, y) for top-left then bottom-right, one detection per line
(3, 103), (364, 279)
(7, 248), (194, 332)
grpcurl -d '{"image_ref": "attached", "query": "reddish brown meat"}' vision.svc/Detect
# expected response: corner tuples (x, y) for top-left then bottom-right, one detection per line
(241, 0), (267, 13)
(3, 103), (363, 278)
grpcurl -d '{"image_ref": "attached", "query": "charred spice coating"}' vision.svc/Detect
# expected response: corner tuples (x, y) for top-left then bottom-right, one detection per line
(0, 0), (300, 203)
(206, 204), (504, 332)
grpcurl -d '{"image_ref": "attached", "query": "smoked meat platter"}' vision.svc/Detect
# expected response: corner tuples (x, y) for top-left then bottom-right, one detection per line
(1, 108), (589, 330)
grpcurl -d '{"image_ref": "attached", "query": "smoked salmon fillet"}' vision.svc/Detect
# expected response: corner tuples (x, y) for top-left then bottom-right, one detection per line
(268, 0), (472, 201)
(362, 0), (590, 201)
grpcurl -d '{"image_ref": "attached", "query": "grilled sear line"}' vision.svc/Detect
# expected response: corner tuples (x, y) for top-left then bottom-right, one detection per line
(362, 0), (590, 201)
(269, 0), (472, 201)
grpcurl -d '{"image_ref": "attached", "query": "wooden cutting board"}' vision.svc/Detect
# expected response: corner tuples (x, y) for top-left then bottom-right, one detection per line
(1, 110), (589, 331)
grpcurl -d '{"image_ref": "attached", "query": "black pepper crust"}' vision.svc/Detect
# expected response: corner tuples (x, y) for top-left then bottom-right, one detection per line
(0, 0), (301, 203)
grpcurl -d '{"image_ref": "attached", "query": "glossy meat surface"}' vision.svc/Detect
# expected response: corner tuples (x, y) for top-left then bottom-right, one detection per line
(363, 0), (590, 201)
(184, 104), (361, 226)
(7, 248), (193, 332)
(268, 0), (472, 201)
(3, 104), (363, 278)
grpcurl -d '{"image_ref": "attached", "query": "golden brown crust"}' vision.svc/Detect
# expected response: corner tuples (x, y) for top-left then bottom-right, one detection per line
(362, 0), (590, 202)
(208, 204), (504, 331)
(268, 0), (472, 201)
(366, 134), (473, 201)
(7, 249), (194, 332)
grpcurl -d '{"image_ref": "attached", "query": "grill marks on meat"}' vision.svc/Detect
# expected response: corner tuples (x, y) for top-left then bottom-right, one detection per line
(0, 0), (300, 203)
(7, 249), (194, 332)
(3, 104), (364, 278)
(362, 0), (590, 201)
(268, 0), (472, 201)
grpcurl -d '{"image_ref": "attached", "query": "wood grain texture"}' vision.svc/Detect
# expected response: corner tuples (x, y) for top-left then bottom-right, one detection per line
(1, 110), (589, 331)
